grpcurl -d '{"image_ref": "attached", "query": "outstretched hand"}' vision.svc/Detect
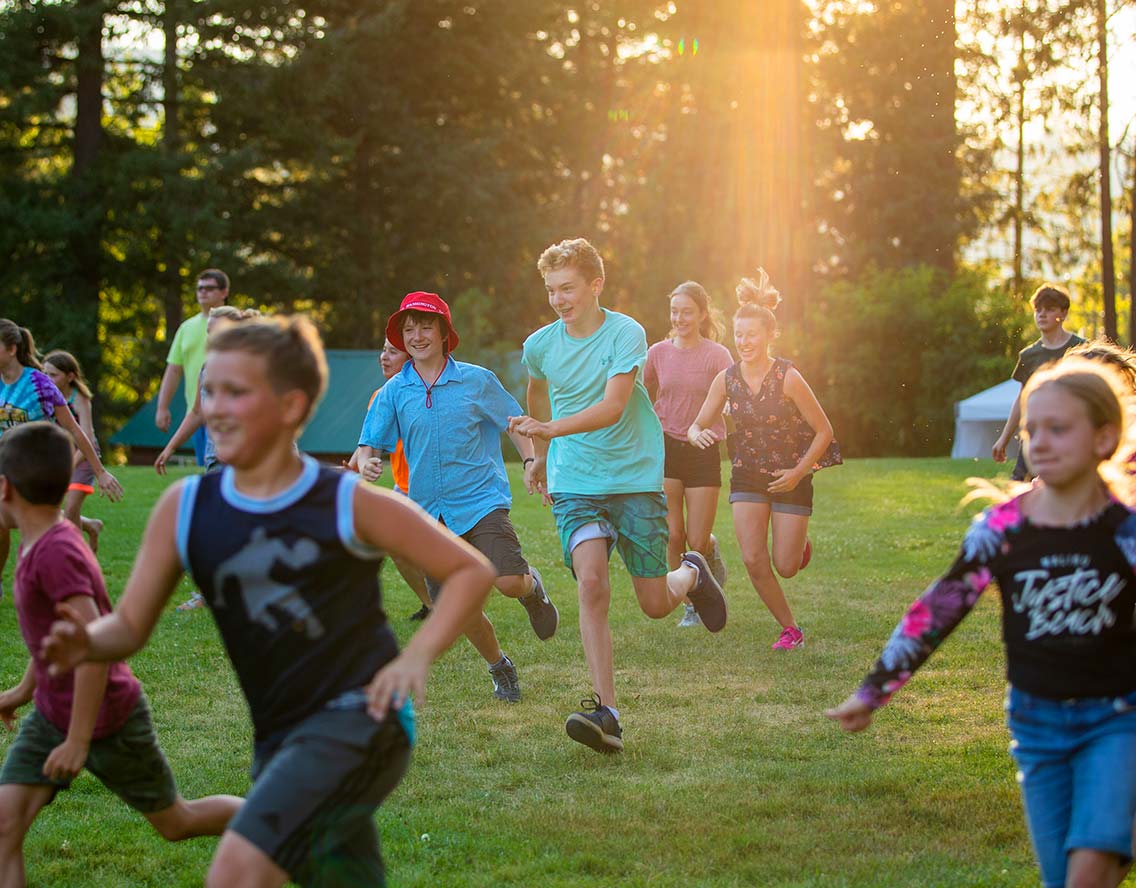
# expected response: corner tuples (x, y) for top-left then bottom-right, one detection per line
(508, 415), (553, 441)
(523, 458), (553, 506)
(40, 602), (93, 678)
(824, 694), (874, 733)
(0, 689), (27, 731)
(97, 470), (124, 502)
(365, 650), (430, 723)
(687, 427), (721, 450)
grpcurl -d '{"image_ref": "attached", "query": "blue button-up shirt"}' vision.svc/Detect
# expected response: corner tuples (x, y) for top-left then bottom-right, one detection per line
(357, 357), (522, 536)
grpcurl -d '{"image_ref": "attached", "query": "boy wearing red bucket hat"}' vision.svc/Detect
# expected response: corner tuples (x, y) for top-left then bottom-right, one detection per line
(355, 292), (558, 703)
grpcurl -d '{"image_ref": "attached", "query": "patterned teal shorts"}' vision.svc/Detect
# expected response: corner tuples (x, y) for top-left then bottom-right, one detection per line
(551, 492), (669, 578)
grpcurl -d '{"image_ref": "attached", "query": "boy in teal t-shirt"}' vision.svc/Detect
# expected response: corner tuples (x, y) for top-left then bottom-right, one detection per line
(511, 237), (727, 754)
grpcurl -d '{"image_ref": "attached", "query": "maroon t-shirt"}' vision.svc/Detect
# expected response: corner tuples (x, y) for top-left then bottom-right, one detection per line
(15, 521), (141, 739)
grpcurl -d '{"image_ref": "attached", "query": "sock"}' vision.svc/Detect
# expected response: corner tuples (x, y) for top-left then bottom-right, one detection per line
(607, 705), (620, 720)
(491, 654), (511, 668)
(665, 564), (696, 598)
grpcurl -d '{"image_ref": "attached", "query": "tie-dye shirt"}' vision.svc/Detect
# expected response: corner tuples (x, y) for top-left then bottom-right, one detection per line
(858, 491), (1136, 707)
(0, 367), (67, 435)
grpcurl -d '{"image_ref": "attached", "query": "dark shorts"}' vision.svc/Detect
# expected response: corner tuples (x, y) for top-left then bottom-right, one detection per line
(550, 492), (669, 578)
(663, 435), (722, 489)
(729, 471), (814, 516)
(69, 458), (97, 493)
(231, 697), (413, 886)
(0, 695), (178, 814)
(424, 509), (528, 601)
(1011, 448), (1032, 482)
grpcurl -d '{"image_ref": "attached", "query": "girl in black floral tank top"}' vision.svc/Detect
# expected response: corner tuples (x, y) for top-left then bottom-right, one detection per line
(687, 269), (841, 651)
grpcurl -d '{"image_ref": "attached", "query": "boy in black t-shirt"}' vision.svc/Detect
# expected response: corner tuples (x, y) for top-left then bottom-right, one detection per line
(993, 283), (1084, 480)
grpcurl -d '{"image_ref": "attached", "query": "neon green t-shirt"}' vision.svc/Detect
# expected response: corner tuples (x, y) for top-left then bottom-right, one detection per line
(166, 312), (209, 405)
(522, 309), (664, 496)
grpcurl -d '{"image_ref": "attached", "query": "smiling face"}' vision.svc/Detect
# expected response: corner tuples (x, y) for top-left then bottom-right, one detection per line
(544, 267), (602, 328)
(1023, 383), (1116, 487)
(401, 315), (445, 365)
(380, 338), (410, 380)
(670, 293), (705, 339)
(201, 349), (307, 468)
(733, 315), (771, 363)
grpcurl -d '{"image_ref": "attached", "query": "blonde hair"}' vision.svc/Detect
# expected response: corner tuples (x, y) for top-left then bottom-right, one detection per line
(1067, 339), (1136, 393)
(734, 267), (781, 334)
(207, 315), (327, 426)
(43, 350), (93, 400)
(537, 237), (605, 283)
(966, 357), (1135, 507)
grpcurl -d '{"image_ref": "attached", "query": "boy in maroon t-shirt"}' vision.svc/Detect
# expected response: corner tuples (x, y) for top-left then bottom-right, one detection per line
(0, 422), (241, 884)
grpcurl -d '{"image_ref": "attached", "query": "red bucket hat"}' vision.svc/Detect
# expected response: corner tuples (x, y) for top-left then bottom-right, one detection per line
(385, 292), (460, 353)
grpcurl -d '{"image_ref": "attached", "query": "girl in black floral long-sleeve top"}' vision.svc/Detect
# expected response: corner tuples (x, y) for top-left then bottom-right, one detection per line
(688, 270), (841, 651)
(828, 357), (1136, 888)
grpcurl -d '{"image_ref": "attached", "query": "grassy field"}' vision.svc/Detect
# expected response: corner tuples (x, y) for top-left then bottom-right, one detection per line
(1, 459), (1132, 887)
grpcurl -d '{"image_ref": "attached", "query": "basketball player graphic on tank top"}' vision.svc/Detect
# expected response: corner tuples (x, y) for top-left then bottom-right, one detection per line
(211, 527), (325, 639)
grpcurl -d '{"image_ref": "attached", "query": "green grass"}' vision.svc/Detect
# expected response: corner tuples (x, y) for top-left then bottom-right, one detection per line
(1, 459), (1132, 887)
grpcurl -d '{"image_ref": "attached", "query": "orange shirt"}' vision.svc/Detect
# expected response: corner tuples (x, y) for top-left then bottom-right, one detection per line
(368, 388), (409, 493)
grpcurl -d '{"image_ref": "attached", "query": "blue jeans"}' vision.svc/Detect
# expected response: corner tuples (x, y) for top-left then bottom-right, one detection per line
(1006, 686), (1136, 888)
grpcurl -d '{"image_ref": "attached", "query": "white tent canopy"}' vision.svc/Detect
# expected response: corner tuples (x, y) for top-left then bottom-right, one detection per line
(951, 379), (1021, 459)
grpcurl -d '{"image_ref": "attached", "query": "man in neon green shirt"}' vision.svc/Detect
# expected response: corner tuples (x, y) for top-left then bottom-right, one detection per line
(155, 269), (229, 465)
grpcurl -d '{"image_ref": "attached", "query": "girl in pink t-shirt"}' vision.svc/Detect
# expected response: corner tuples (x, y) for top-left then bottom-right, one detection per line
(644, 281), (734, 627)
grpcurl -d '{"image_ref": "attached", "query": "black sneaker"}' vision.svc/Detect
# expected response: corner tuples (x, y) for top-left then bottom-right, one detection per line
(408, 604), (431, 621)
(707, 534), (728, 588)
(682, 550), (728, 633)
(519, 567), (558, 641)
(565, 695), (623, 753)
(488, 655), (521, 703)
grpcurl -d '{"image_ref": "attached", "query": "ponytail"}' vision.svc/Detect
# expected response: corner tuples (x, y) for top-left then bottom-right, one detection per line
(0, 319), (43, 370)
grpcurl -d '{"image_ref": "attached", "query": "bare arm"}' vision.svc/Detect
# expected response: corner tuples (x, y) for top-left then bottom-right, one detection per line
(73, 395), (96, 469)
(687, 370), (729, 449)
(0, 659), (36, 729)
(515, 376), (552, 501)
(351, 484), (495, 719)
(510, 371), (637, 440)
(54, 408), (123, 501)
(155, 364), (184, 432)
(155, 387), (204, 475)
(44, 595), (109, 779)
(42, 484), (185, 672)
(993, 394), (1022, 462)
(768, 369), (835, 493)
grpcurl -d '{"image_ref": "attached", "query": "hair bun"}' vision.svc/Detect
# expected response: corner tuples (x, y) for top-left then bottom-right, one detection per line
(736, 268), (782, 311)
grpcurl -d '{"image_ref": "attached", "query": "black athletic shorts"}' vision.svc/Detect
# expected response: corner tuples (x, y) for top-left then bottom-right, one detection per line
(663, 435), (723, 488)
(424, 509), (528, 601)
(230, 697), (413, 886)
(729, 470), (814, 516)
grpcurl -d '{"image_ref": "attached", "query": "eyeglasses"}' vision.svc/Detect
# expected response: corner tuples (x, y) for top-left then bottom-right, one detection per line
(196, 284), (222, 292)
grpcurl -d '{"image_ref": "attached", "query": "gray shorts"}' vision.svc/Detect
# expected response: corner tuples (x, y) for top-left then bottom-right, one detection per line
(231, 698), (413, 886)
(0, 695), (178, 814)
(424, 509), (528, 601)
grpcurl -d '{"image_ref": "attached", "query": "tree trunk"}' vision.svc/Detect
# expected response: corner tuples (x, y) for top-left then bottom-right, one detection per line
(1128, 153), (1136, 345)
(160, 0), (184, 344)
(69, 0), (105, 383)
(1013, 5), (1026, 299)
(1097, 0), (1116, 340)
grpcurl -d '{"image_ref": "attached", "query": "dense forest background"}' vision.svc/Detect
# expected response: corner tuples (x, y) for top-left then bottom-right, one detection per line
(1, 0), (1133, 455)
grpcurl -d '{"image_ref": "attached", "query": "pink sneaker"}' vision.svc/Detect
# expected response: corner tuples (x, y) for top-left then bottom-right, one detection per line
(772, 625), (804, 650)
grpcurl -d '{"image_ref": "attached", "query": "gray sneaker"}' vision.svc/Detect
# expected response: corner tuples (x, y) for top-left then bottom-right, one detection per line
(677, 603), (702, 627)
(489, 655), (521, 703)
(682, 551), (728, 633)
(707, 534), (728, 589)
(519, 567), (558, 641)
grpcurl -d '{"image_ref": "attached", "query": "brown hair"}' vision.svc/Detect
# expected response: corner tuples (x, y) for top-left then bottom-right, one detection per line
(0, 422), (73, 506)
(207, 315), (328, 425)
(0, 319), (43, 371)
(537, 237), (605, 283)
(669, 281), (721, 341)
(1029, 283), (1070, 312)
(734, 268), (782, 335)
(43, 350), (93, 400)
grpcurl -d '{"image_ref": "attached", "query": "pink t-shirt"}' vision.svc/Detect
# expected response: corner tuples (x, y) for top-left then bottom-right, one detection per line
(644, 338), (734, 440)
(15, 521), (141, 739)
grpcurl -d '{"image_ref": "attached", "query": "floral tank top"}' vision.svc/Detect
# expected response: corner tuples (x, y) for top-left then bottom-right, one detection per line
(725, 358), (842, 476)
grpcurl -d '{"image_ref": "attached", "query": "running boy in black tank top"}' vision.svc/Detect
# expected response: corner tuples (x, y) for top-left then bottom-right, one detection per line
(42, 316), (496, 888)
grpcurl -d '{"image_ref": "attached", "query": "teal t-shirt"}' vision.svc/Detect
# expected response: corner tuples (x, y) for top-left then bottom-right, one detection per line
(522, 309), (664, 496)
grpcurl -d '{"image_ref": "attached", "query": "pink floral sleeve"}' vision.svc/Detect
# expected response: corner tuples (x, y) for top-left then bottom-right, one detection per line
(855, 497), (1023, 709)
